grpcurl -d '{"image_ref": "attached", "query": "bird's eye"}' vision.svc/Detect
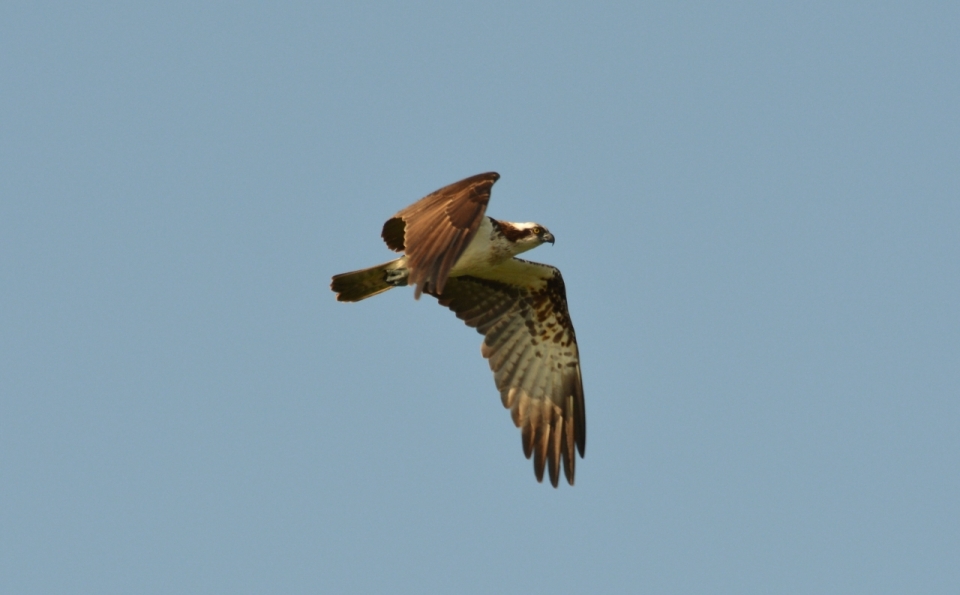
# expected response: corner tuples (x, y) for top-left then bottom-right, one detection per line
(532, 227), (541, 235)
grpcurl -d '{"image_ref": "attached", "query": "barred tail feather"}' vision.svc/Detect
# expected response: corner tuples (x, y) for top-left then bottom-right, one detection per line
(331, 259), (402, 302)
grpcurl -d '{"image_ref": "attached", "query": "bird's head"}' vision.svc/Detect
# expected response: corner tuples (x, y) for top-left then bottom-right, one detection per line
(508, 222), (555, 253)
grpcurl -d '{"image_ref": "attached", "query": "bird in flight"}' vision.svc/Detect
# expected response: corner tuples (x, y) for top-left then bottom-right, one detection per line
(331, 173), (585, 487)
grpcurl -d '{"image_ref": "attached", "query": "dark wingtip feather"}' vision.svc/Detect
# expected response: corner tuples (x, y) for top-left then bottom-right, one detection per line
(521, 423), (534, 459)
(548, 417), (562, 487)
(533, 418), (549, 483)
(381, 217), (406, 252)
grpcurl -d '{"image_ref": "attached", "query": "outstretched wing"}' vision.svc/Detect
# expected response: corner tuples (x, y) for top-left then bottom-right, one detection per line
(431, 259), (585, 487)
(381, 172), (500, 298)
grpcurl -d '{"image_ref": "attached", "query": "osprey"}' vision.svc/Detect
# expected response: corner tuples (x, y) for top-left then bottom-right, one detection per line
(331, 172), (585, 487)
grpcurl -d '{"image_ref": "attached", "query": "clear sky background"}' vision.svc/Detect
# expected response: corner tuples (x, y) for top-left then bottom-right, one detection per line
(2, 2), (958, 593)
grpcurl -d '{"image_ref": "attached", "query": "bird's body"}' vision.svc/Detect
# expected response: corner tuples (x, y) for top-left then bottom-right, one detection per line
(331, 172), (585, 487)
(396, 217), (552, 279)
(438, 216), (531, 276)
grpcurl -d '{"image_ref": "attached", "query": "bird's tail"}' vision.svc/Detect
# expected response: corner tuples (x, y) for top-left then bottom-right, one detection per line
(331, 259), (404, 302)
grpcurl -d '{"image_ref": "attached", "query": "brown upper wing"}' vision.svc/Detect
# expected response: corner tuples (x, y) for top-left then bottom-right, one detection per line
(381, 172), (500, 298)
(430, 260), (585, 487)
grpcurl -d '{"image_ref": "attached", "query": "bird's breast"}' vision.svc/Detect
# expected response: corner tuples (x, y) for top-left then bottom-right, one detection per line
(449, 217), (514, 276)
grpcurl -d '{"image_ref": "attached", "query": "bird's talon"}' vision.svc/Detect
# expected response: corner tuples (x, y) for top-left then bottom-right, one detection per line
(384, 268), (409, 286)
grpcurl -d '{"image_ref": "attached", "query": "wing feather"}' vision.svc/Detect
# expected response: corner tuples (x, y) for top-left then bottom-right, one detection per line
(485, 322), (527, 363)
(521, 355), (543, 399)
(498, 342), (535, 390)
(431, 263), (585, 487)
(533, 404), (550, 482)
(548, 414), (563, 487)
(383, 172), (499, 297)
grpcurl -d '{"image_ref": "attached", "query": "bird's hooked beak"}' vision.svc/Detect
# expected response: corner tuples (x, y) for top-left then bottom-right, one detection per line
(543, 232), (555, 244)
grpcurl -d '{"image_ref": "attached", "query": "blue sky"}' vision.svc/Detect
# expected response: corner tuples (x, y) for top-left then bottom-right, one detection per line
(2, 2), (958, 593)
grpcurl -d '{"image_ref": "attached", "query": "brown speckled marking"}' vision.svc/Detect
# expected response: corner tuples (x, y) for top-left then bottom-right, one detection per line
(527, 271), (576, 344)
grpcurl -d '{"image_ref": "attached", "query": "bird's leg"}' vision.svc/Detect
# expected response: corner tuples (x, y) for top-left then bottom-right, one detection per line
(384, 266), (409, 287)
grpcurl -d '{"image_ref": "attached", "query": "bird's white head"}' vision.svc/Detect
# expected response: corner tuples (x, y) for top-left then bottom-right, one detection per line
(498, 221), (555, 255)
